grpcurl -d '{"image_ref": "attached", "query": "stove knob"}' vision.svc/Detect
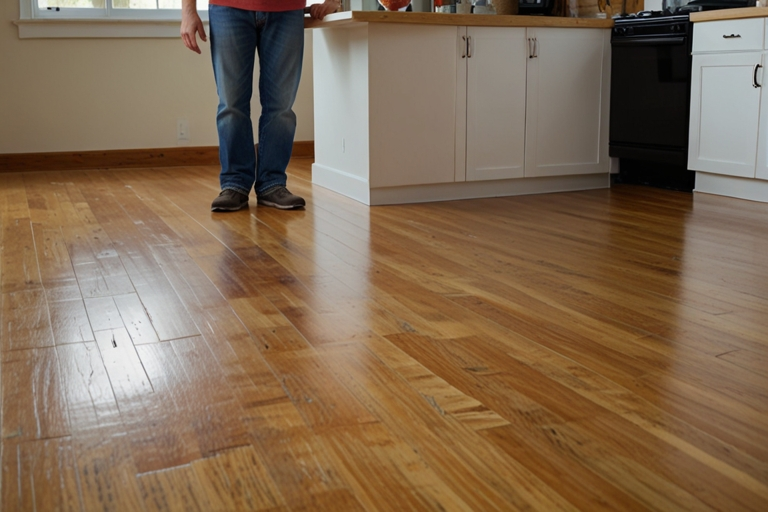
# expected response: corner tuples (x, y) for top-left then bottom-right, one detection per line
(615, 26), (628, 36)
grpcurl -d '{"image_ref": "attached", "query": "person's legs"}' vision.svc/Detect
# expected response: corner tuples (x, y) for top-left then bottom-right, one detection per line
(209, 5), (258, 197)
(254, 9), (305, 197)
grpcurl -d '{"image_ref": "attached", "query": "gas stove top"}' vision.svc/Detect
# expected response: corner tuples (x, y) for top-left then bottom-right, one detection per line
(613, 11), (691, 29)
(613, 0), (753, 23)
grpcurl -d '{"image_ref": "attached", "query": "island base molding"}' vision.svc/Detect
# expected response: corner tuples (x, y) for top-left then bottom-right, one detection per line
(312, 163), (610, 206)
(695, 172), (768, 204)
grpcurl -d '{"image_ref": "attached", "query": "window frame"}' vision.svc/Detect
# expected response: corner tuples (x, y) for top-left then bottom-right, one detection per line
(16, 0), (329, 39)
(16, 0), (208, 39)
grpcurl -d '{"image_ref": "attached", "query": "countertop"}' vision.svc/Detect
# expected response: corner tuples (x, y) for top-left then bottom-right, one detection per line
(690, 6), (768, 22)
(305, 10), (614, 29)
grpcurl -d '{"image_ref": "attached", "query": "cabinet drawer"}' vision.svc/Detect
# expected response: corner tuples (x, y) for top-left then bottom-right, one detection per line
(692, 19), (765, 53)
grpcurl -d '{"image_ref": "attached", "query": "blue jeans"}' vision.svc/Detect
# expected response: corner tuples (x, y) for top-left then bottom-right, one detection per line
(209, 5), (304, 196)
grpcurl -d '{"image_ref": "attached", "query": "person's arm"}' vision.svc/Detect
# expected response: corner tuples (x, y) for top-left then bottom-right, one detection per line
(309, 0), (342, 20)
(181, 0), (207, 54)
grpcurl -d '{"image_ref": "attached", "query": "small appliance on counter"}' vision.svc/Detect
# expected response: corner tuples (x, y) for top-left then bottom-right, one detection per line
(518, 0), (554, 15)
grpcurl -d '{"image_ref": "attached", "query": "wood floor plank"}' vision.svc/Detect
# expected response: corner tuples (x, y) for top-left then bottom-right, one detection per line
(319, 340), (580, 511)
(137, 464), (213, 512)
(1, 346), (69, 442)
(260, 347), (379, 432)
(1, 289), (54, 351)
(361, 333), (510, 432)
(32, 224), (76, 286)
(84, 296), (125, 333)
(243, 401), (359, 510)
(113, 292), (161, 345)
(95, 328), (154, 407)
(54, 340), (146, 508)
(385, 332), (768, 511)
(56, 341), (123, 436)
(48, 298), (95, 344)
(74, 434), (146, 512)
(1, 217), (41, 295)
(76, 173), (199, 341)
(188, 446), (285, 511)
(1, 437), (82, 512)
(324, 423), (477, 512)
(169, 335), (252, 457)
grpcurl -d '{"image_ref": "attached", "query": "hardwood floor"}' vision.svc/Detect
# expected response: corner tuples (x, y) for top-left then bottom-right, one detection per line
(1, 159), (767, 511)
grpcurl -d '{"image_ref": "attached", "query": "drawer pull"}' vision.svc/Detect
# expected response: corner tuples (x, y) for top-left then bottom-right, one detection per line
(755, 64), (763, 89)
(722, 34), (742, 39)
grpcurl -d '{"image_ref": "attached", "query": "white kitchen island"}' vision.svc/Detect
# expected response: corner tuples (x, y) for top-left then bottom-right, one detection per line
(307, 11), (614, 205)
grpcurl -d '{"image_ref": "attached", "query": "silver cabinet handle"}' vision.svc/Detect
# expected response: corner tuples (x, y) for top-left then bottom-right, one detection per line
(528, 37), (538, 59)
(462, 35), (466, 58)
(723, 34), (742, 38)
(755, 64), (763, 88)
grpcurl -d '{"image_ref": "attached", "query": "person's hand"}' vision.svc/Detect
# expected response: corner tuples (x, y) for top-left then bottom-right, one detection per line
(309, 0), (341, 20)
(181, 5), (207, 54)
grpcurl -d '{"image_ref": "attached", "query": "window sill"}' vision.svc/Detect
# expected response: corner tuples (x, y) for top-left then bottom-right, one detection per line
(14, 18), (204, 39)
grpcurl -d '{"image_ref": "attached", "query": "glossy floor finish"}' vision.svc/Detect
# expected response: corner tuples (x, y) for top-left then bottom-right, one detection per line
(1, 160), (767, 511)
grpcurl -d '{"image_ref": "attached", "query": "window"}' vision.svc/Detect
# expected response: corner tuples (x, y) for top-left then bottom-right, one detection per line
(17, 1), (328, 39)
(32, 0), (209, 20)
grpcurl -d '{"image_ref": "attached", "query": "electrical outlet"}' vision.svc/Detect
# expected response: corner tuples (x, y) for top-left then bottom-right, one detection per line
(177, 119), (189, 140)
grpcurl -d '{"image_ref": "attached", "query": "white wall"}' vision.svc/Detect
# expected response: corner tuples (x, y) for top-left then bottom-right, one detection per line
(0, 3), (315, 154)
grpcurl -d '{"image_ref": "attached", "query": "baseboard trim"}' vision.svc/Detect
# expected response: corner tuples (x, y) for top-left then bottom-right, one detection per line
(0, 141), (314, 173)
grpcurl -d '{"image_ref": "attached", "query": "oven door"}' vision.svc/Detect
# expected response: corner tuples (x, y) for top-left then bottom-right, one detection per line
(609, 34), (692, 165)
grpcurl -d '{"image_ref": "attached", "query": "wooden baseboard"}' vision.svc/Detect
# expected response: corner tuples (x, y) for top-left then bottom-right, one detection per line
(0, 141), (314, 173)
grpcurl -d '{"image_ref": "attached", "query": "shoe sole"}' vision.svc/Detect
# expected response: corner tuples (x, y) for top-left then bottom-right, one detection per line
(211, 202), (249, 212)
(257, 200), (305, 210)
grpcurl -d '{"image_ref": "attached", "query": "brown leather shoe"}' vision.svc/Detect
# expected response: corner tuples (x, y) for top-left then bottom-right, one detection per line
(211, 189), (249, 212)
(257, 186), (306, 210)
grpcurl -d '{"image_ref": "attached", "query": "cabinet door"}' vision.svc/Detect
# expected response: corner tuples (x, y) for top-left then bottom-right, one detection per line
(464, 27), (528, 182)
(524, 28), (608, 178)
(368, 23), (460, 188)
(688, 52), (762, 178)
(756, 55), (768, 181)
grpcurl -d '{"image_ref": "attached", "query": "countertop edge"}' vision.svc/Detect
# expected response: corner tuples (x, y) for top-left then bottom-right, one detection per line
(690, 7), (768, 23)
(305, 11), (614, 29)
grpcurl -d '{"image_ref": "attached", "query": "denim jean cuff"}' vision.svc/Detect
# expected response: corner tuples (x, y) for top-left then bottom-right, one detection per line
(256, 182), (286, 196)
(222, 186), (251, 196)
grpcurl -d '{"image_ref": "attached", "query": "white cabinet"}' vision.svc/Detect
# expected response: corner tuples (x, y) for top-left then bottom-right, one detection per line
(688, 51), (763, 178)
(367, 24), (459, 188)
(462, 27), (527, 182)
(758, 45), (768, 181)
(688, 17), (768, 202)
(524, 28), (608, 178)
(462, 26), (610, 181)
